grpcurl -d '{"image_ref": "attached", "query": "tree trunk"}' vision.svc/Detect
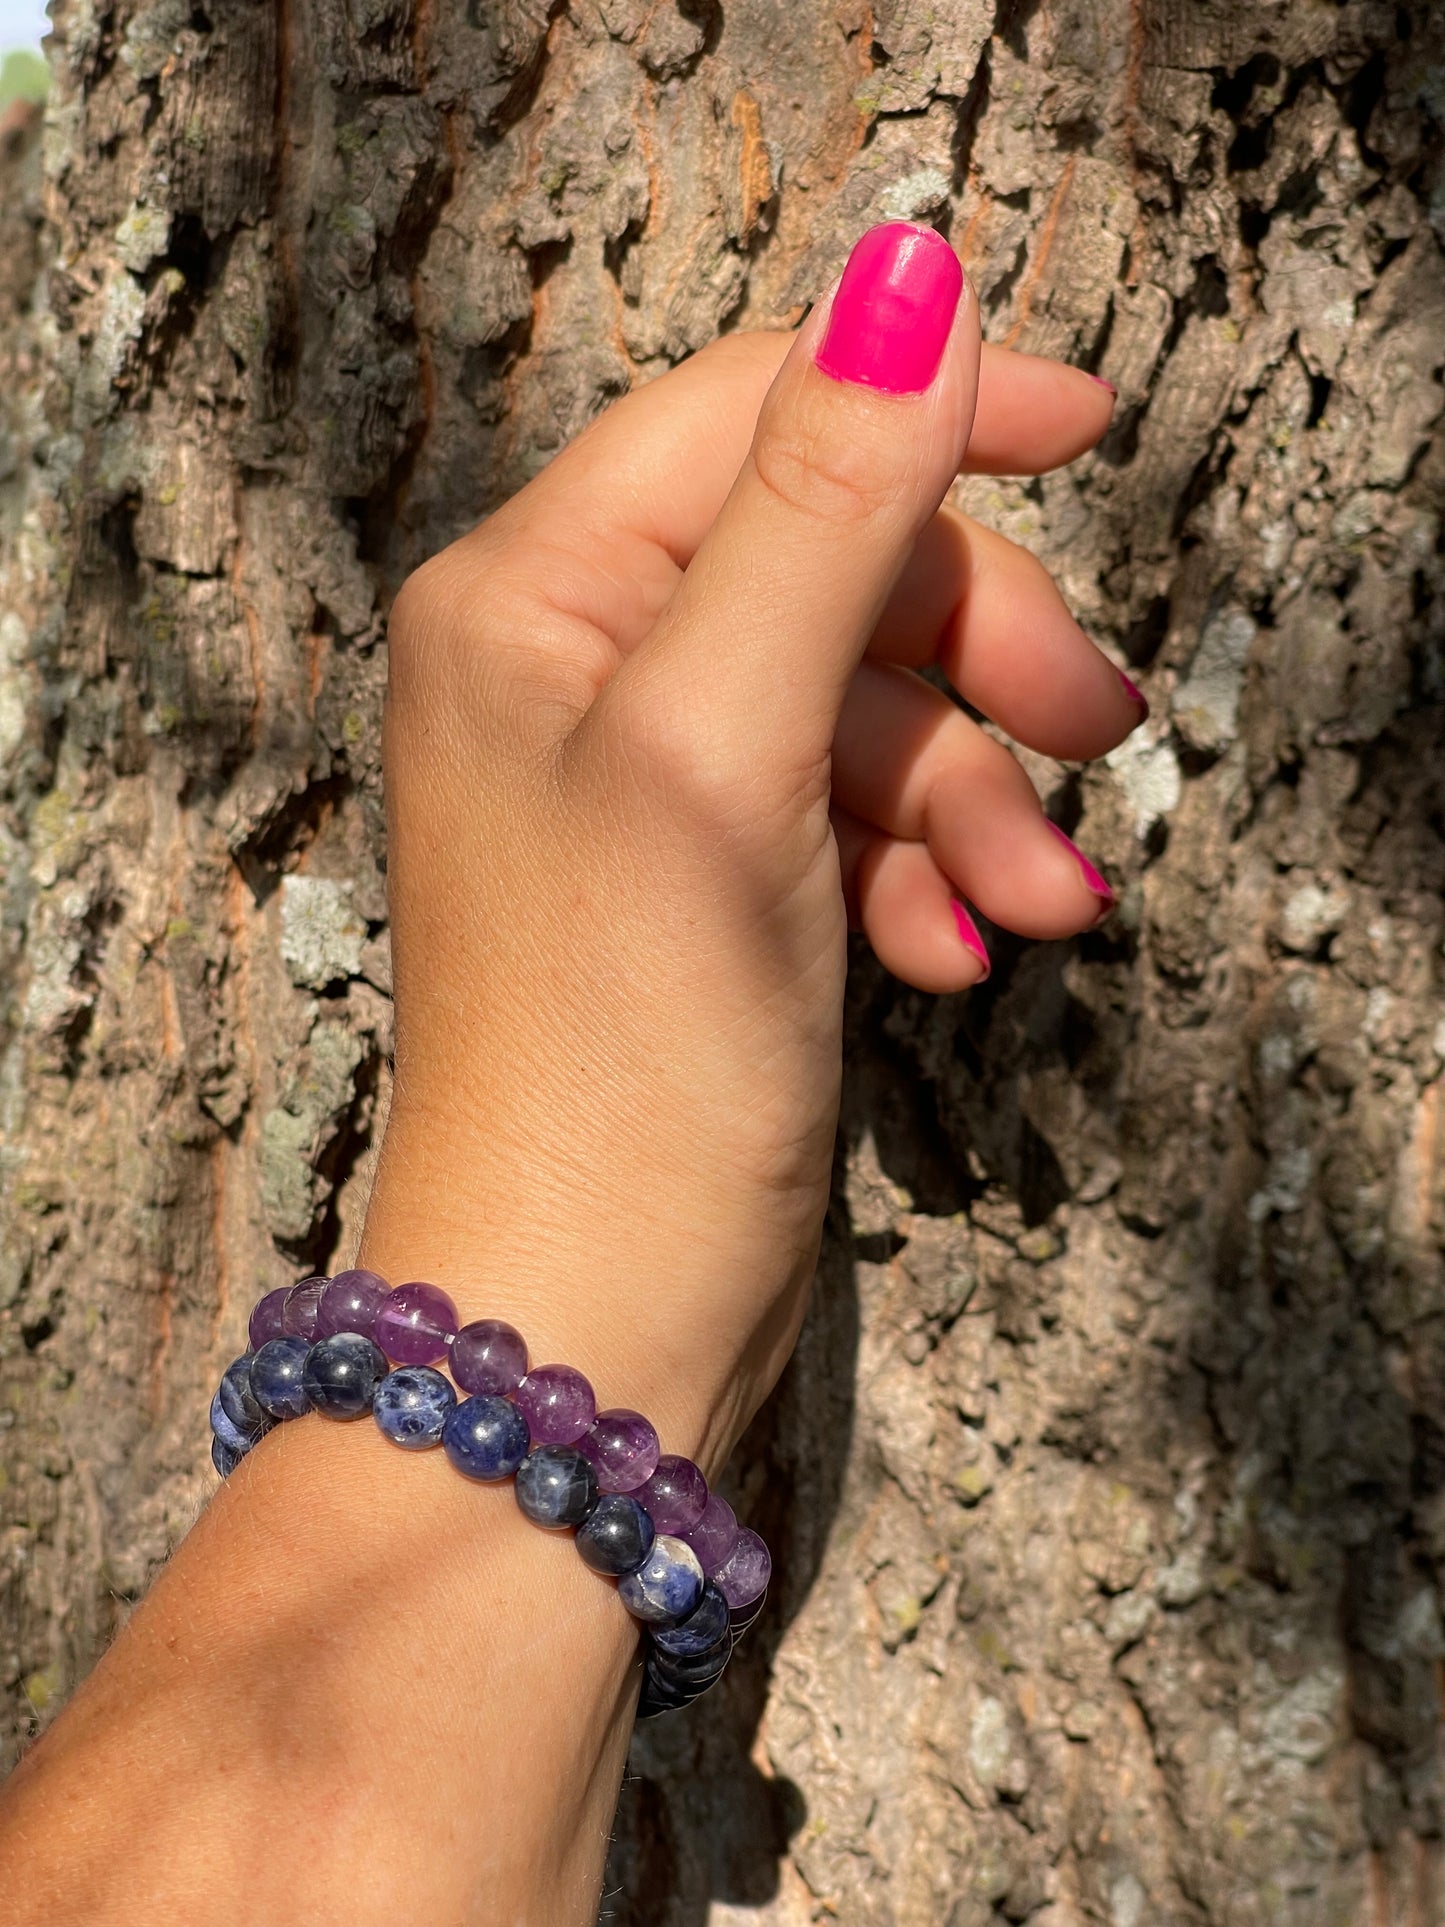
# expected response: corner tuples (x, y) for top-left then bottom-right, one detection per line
(2, 2), (1443, 1920)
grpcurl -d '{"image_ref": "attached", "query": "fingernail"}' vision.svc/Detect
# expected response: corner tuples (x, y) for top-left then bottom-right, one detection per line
(951, 900), (991, 979)
(1043, 820), (1116, 923)
(1117, 668), (1149, 715)
(815, 223), (964, 396)
(1088, 373), (1117, 395)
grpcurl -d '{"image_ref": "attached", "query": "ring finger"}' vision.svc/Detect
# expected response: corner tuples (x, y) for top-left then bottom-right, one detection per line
(831, 660), (1117, 939)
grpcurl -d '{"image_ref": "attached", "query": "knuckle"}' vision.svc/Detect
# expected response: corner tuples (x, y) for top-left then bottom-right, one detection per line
(751, 383), (909, 527)
(602, 676), (783, 847)
(388, 543), (592, 753)
(751, 402), (906, 528)
(387, 542), (514, 678)
(386, 552), (468, 685)
(620, 684), (740, 815)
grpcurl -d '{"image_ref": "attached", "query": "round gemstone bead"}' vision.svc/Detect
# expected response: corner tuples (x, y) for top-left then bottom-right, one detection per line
(211, 1435), (243, 1478)
(712, 1527), (771, 1611)
(374, 1281), (459, 1365)
(513, 1365), (595, 1446)
(647, 1640), (731, 1693)
(303, 1332), (388, 1419)
(618, 1533), (705, 1625)
(650, 1581), (731, 1659)
(515, 1445), (598, 1529)
(452, 1319), (528, 1397)
(218, 1353), (266, 1432)
(575, 1493), (655, 1577)
(248, 1287), (291, 1351)
(249, 1336), (313, 1419)
(728, 1593), (767, 1636)
(373, 1366), (455, 1448)
(682, 1493), (739, 1576)
(638, 1455), (708, 1535)
(281, 1275), (330, 1341)
(641, 1659), (696, 1702)
(638, 1666), (696, 1718)
(647, 1635), (732, 1697)
(442, 1394), (530, 1481)
(210, 1388), (264, 1456)
(579, 1408), (660, 1494)
(316, 1268), (390, 1341)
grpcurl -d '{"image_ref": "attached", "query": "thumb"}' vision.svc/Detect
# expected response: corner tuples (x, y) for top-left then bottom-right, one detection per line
(599, 223), (980, 782)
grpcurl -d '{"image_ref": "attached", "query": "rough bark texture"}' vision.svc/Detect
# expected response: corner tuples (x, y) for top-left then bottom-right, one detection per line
(2, 2), (1443, 1921)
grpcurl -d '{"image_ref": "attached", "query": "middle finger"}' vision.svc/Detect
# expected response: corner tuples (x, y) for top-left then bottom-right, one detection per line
(867, 505), (1148, 762)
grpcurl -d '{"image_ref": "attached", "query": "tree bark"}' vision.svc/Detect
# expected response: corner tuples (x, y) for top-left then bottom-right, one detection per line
(2, 2), (1443, 1920)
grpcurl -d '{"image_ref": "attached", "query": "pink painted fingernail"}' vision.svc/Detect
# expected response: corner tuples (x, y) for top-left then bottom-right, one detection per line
(951, 900), (991, 979)
(1117, 668), (1149, 714)
(1088, 373), (1117, 395)
(1044, 820), (1115, 923)
(815, 223), (964, 395)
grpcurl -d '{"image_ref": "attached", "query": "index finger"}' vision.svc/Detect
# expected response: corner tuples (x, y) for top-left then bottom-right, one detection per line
(453, 332), (1116, 660)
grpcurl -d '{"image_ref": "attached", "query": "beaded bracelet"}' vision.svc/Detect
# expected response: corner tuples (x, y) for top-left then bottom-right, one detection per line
(209, 1269), (770, 1718)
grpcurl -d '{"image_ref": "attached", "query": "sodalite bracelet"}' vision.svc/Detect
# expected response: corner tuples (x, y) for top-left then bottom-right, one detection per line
(211, 1269), (771, 1718)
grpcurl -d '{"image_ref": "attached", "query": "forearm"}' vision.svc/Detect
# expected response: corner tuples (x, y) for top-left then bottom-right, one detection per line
(0, 1177), (737, 1927)
(0, 1416), (640, 1925)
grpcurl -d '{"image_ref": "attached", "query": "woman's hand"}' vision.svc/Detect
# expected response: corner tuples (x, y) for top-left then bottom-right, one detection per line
(0, 224), (1150, 1927)
(364, 221), (1143, 1475)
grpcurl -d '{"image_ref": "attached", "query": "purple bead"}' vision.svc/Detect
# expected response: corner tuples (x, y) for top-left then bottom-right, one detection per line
(316, 1268), (390, 1341)
(683, 1494), (739, 1576)
(513, 1364), (595, 1446)
(713, 1527), (771, 1610)
(639, 1455), (708, 1535)
(374, 1281), (459, 1366)
(248, 1287), (290, 1351)
(452, 1319), (528, 1397)
(579, 1408), (660, 1494)
(281, 1274), (330, 1341)
(728, 1591), (768, 1636)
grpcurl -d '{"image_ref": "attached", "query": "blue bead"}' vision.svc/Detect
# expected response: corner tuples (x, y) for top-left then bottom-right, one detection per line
(618, 1533), (705, 1624)
(647, 1640), (731, 1693)
(442, 1394), (530, 1481)
(637, 1681), (691, 1718)
(650, 1580), (730, 1658)
(515, 1445), (598, 1528)
(218, 1353), (265, 1430)
(302, 1331), (387, 1419)
(211, 1434), (243, 1478)
(575, 1493), (654, 1576)
(250, 1336), (312, 1419)
(209, 1388), (266, 1456)
(637, 1685), (688, 1719)
(638, 1653), (709, 1716)
(373, 1366), (456, 1448)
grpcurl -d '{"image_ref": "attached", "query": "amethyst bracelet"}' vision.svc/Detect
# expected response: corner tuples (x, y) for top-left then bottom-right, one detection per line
(210, 1270), (770, 1718)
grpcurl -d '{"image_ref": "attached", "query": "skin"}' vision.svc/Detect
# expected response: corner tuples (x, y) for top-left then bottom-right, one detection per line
(0, 244), (1146, 1925)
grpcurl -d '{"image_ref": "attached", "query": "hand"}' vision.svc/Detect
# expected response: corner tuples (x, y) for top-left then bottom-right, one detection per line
(364, 222), (1143, 1474)
(0, 224), (1149, 1927)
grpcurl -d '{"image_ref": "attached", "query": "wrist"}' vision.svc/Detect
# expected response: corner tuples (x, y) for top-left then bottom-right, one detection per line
(355, 1117), (761, 1482)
